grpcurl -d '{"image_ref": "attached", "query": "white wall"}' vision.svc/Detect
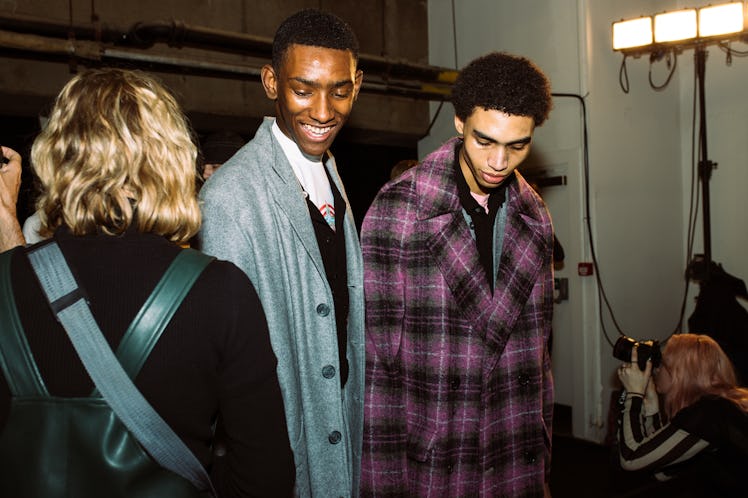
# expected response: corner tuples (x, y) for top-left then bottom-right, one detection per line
(583, 0), (686, 441)
(423, 0), (722, 443)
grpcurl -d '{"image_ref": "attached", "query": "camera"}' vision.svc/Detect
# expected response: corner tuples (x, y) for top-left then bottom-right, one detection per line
(613, 336), (662, 371)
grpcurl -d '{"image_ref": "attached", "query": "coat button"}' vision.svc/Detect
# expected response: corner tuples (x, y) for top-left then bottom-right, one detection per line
(322, 365), (336, 379)
(328, 431), (342, 444)
(316, 303), (330, 316)
(213, 443), (227, 457)
(524, 451), (536, 464)
(449, 376), (460, 390)
(517, 374), (531, 386)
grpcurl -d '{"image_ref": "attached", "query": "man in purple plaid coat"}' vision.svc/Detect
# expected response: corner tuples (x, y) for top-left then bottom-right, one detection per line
(361, 52), (555, 497)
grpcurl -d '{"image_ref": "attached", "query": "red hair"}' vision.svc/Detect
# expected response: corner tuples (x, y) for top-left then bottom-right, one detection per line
(662, 334), (748, 418)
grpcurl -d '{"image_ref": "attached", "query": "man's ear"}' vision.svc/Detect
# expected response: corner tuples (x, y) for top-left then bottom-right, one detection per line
(353, 69), (363, 101)
(454, 115), (465, 136)
(261, 64), (278, 100)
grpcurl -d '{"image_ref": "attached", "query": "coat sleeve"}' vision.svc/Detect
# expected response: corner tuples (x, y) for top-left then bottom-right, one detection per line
(541, 254), (554, 483)
(618, 396), (709, 472)
(210, 263), (296, 497)
(198, 180), (258, 284)
(360, 179), (412, 495)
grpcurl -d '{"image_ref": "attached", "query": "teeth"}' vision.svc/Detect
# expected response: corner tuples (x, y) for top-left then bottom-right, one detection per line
(303, 124), (333, 136)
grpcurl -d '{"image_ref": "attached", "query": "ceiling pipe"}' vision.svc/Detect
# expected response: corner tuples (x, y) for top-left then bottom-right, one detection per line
(0, 12), (456, 100)
(0, 29), (449, 100)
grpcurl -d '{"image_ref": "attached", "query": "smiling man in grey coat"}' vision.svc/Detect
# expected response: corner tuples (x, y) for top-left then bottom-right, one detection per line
(198, 9), (364, 498)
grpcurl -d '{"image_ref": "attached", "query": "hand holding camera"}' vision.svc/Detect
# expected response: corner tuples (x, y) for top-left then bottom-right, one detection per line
(617, 345), (652, 395)
(616, 343), (661, 415)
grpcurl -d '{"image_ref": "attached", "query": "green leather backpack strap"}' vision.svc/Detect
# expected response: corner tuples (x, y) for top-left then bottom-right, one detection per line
(106, 248), (214, 387)
(0, 248), (49, 396)
(27, 242), (217, 496)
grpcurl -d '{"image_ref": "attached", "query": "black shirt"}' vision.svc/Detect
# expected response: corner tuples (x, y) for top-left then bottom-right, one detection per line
(303, 167), (350, 387)
(454, 147), (511, 291)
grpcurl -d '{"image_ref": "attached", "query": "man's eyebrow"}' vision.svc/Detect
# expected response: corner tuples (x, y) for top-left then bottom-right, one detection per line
(473, 129), (532, 146)
(290, 77), (354, 89)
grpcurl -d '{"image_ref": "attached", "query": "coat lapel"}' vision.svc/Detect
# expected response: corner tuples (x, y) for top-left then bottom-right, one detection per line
(419, 139), (495, 332)
(483, 178), (548, 362)
(419, 139), (550, 359)
(260, 121), (328, 282)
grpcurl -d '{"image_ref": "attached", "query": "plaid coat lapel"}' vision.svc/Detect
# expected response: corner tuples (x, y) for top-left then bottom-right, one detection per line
(418, 139), (549, 362)
(483, 177), (549, 370)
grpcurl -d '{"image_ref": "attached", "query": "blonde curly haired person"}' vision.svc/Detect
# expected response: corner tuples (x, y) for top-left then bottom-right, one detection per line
(0, 68), (294, 497)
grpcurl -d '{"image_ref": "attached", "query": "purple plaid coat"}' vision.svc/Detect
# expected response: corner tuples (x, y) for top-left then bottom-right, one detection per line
(360, 138), (554, 497)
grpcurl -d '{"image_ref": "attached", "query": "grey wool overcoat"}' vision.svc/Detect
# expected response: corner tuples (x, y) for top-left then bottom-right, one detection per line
(199, 117), (365, 497)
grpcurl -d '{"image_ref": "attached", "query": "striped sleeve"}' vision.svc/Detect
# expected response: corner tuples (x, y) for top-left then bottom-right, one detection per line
(618, 395), (710, 472)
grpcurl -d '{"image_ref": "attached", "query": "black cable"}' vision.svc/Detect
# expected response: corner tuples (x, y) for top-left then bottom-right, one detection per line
(420, 100), (446, 140)
(419, 0), (457, 140)
(552, 93), (622, 348)
(671, 57), (701, 343)
(718, 41), (748, 57)
(648, 49), (678, 90)
(380, 0), (387, 57)
(618, 55), (630, 94)
(451, 0), (459, 69)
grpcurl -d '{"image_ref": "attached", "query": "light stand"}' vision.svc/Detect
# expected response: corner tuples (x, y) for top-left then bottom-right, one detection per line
(612, 1), (748, 381)
(695, 44), (715, 279)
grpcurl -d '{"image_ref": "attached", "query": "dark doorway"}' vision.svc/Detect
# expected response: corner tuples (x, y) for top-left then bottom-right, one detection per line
(332, 139), (416, 232)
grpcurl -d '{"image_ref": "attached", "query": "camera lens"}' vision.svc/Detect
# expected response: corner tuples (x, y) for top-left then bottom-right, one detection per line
(612, 336), (661, 371)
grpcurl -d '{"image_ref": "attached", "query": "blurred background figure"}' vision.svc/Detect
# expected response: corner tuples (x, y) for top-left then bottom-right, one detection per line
(389, 158), (418, 181)
(199, 131), (245, 182)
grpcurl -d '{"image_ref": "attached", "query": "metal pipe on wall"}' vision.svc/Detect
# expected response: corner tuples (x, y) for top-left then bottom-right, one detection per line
(0, 11), (456, 101)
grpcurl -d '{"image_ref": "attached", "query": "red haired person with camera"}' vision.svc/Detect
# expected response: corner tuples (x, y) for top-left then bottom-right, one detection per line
(617, 333), (748, 497)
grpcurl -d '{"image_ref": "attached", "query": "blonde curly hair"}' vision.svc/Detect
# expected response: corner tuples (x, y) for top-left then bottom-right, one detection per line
(31, 68), (200, 244)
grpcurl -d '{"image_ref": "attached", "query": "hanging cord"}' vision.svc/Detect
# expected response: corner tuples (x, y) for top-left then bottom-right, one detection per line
(648, 49), (678, 90)
(451, 0), (459, 69)
(673, 64), (701, 337)
(420, 100), (446, 140)
(718, 40), (748, 58)
(618, 54), (630, 94)
(552, 93), (623, 348)
(91, 0), (100, 40)
(380, 0), (387, 57)
(421, 0), (458, 139)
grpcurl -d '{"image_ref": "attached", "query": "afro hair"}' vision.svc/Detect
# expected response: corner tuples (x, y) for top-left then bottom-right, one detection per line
(451, 52), (552, 126)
